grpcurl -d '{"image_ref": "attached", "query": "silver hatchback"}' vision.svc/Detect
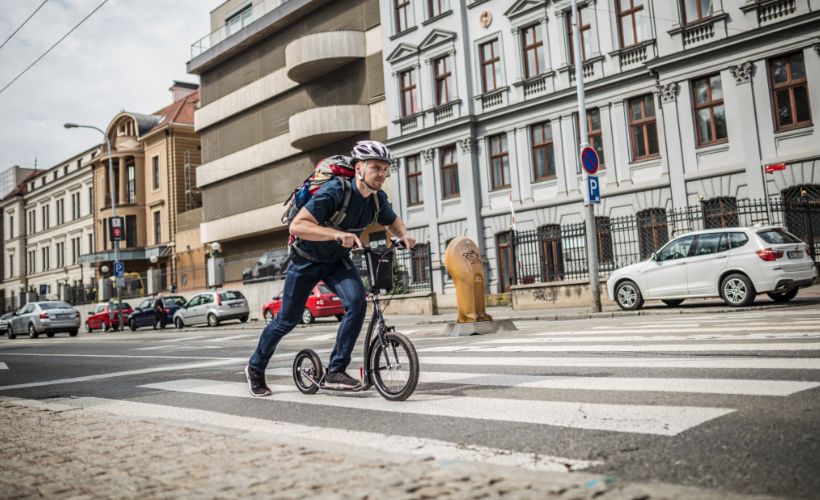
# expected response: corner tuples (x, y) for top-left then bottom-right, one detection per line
(8, 301), (81, 339)
(173, 290), (250, 328)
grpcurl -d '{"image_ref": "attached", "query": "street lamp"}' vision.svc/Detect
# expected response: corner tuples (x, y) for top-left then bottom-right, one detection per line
(64, 122), (124, 327)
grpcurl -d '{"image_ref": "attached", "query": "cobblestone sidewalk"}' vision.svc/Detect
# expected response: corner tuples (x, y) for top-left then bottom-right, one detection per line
(0, 398), (775, 500)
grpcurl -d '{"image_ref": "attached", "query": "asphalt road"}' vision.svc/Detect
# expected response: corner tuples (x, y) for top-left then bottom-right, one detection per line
(1, 304), (819, 499)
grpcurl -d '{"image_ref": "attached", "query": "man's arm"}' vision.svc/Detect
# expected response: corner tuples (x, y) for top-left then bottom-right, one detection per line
(387, 217), (416, 249)
(290, 207), (362, 248)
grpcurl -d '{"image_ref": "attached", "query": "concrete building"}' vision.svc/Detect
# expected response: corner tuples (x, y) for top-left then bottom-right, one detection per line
(186, 0), (388, 284)
(0, 148), (97, 311)
(80, 82), (205, 293)
(380, 0), (820, 297)
(0, 166), (36, 200)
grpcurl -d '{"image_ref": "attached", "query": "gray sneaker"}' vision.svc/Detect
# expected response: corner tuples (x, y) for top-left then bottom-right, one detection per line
(324, 370), (361, 389)
(245, 365), (272, 397)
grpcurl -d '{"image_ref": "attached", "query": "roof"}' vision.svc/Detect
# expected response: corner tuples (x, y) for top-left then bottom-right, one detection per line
(3, 169), (47, 200)
(148, 89), (200, 131)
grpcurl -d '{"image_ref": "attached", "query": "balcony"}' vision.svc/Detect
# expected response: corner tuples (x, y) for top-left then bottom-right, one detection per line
(190, 0), (292, 58)
(289, 105), (370, 150)
(285, 31), (366, 83)
(740, 0), (797, 25)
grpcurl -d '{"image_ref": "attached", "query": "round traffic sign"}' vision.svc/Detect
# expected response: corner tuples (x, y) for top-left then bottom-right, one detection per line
(581, 146), (599, 175)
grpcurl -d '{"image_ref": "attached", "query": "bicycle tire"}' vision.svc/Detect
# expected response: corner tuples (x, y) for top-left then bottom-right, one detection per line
(293, 349), (323, 395)
(369, 332), (419, 401)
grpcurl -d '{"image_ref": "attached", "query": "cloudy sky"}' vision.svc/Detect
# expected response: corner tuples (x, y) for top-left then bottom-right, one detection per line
(0, 0), (223, 170)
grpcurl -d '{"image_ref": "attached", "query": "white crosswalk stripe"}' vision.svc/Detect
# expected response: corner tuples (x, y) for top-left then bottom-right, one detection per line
(419, 342), (820, 353)
(417, 355), (820, 370)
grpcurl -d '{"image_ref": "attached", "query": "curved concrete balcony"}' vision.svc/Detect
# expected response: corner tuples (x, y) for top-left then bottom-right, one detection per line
(285, 31), (365, 83)
(289, 105), (370, 150)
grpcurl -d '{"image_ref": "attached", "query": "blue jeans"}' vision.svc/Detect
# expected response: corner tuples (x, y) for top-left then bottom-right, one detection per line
(249, 257), (367, 373)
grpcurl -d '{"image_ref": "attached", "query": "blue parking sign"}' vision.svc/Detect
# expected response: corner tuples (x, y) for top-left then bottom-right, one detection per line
(587, 175), (601, 204)
(114, 261), (124, 278)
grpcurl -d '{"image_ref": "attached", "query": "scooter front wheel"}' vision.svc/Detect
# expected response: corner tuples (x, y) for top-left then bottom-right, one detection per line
(293, 349), (323, 394)
(369, 332), (419, 401)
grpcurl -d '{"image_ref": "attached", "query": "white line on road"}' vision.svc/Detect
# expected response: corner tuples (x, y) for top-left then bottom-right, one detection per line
(532, 325), (820, 335)
(479, 333), (819, 344)
(157, 335), (208, 343)
(141, 379), (735, 436)
(417, 356), (820, 370)
(0, 362), (7, 370)
(418, 343), (820, 353)
(7, 396), (598, 472)
(209, 335), (255, 342)
(265, 368), (817, 396)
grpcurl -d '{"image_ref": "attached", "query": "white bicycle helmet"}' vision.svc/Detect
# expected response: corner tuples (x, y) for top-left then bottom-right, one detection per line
(351, 140), (392, 163)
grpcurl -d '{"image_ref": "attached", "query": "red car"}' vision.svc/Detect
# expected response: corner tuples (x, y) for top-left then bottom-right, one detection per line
(85, 302), (134, 332)
(262, 282), (344, 325)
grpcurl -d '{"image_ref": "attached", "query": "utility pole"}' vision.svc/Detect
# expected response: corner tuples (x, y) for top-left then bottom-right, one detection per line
(571, 0), (601, 312)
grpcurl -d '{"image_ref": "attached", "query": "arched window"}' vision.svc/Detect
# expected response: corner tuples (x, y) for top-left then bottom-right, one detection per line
(637, 208), (669, 259)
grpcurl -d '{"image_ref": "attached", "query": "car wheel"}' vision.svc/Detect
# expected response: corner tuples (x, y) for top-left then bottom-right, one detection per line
(767, 288), (798, 303)
(28, 323), (39, 339)
(68, 329), (78, 337)
(174, 317), (184, 329)
(615, 280), (644, 311)
(86, 322), (93, 333)
(46, 331), (55, 338)
(301, 308), (314, 325)
(240, 315), (248, 323)
(720, 273), (756, 307)
(335, 314), (344, 322)
(129, 319), (138, 331)
(207, 313), (219, 327)
(662, 299), (685, 307)
(264, 310), (274, 325)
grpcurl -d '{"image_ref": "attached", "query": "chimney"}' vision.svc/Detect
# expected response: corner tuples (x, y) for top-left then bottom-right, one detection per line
(169, 80), (199, 102)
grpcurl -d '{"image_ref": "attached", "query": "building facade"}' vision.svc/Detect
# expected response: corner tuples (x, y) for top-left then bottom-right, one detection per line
(381, 0), (820, 295)
(187, 0), (388, 284)
(80, 82), (205, 293)
(0, 148), (97, 311)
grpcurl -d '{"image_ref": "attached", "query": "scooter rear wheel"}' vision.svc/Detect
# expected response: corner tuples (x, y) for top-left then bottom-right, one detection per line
(369, 332), (419, 401)
(293, 349), (323, 394)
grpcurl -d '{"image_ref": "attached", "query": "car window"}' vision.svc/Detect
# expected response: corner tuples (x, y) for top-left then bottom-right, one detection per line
(187, 296), (202, 307)
(728, 232), (749, 249)
(139, 299), (153, 309)
(219, 291), (244, 301)
(693, 233), (729, 256)
(166, 297), (186, 306)
(657, 235), (695, 261)
(203, 294), (214, 304)
(318, 285), (333, 295)
(19, 305), (31, 314)
(1, 313), (13, 320)
(757, 229), (802, 244)
(40, 302), (71, 310)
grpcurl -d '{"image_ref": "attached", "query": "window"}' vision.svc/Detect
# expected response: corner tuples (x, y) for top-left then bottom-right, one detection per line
(728, 232), (749, 249)
(628, 94), (660, 161)
(406, 155), (423, 206)
(681, 0), (713, 24)
(88, 234), (93, 254)
(637, 208), (669, 259)
(658, 235), (694, 261)
(56, 199), (65, 225)
(88, 187), (93, 215)
(102, 218), (108, 250)
(522, 25), (545, 79)
(153, 210), (161, 245)
(575, 109), (605, 170)
(77, 158), (82, 168)
(125, 215), (137, 248)
(479, 39), (502, 93)
(28, 210), (35, 234)
(400, 68), (419, 117)
(595, 217), (614, 267)
(693, 232), (729, 255)
(410, 243), (430, 285)
(56, 242), (64, 268)
(8, 215), (12, 239)
(616, 0), (650, 48)
(692, 75), (727, 146)
(702, 197), (738, 229)
(433, 55), (453, 106)
(225, 4), (251, 36)
(427, 0), (448, 18)
(71, 192), (80, 220)
(496, 231), (514, 292)
(781, 184), (820, 246)
(71, 237), (80, 265)
(8, 255), (12, 278)
(27, 250), (35, 274)
(566, 7), (591, 63)
(538, 224), (564, 282)
(440, 145), (459, 199)
(126, 164), (136, 204)
(489, 134), (510, 190)
(531, 122), (555, 181)
(152, 156), (160, 190)
(41, 247), (49, 271)
(63, 166), (69, 175)
(395, 0), (411, 33)
(41, 205), (50, 230)
(769, 52), (812, 131)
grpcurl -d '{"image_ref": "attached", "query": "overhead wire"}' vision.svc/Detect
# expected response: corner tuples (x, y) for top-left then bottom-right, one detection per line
(0, 0), (49, 52)
(0, 0), (110, 97)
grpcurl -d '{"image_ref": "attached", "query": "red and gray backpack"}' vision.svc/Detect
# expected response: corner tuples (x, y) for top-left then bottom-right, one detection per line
(281, 155), (379, 261)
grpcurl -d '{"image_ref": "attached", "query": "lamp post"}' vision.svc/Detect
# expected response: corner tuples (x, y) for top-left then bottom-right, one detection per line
(64, 123), (124, 326)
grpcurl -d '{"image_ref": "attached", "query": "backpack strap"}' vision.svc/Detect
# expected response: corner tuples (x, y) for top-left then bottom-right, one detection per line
(326, 177), (352, 227)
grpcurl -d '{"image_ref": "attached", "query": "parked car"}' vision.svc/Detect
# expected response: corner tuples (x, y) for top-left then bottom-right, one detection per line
(85, 302), (134, 332)
(1, 312), (16, 337)
(242, 249), (289, 283)
(262, 282), (344, 325)
(173, 290), (249, 328)
(607, 226), (818, 310)
(126, 295), (187, 331)
(7, 301), (81, 339)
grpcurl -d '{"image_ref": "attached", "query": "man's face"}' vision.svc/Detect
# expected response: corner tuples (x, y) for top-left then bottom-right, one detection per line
(358, 160), (390, 190)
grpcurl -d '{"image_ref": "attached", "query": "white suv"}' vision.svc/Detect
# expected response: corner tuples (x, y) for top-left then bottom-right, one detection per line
(607, 226), (817, 310)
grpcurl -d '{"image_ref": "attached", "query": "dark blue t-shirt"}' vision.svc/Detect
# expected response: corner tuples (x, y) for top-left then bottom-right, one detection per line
(295, 177), (397, 263)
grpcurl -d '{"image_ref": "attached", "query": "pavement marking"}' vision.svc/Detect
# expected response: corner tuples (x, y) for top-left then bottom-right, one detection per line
(265, 368), (818, 397)
(418, 342), (820, 353)
(531, 325), (820, 335)
(209, 334), (255, 342)
(0, 359), (245, 391)
(416, 356), (820, 370)
(10, 396), (598, 473)
(132, 345), (225, 351)
(479, 333), (820, 343)
(303, 333), (337, 342)
(0, 362), (7, 370)
(157, 335), (209, 343)
(142, 378), (735, 436)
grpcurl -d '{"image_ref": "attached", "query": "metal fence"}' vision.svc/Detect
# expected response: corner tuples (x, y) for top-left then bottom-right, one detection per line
(510, 198), (820, 287)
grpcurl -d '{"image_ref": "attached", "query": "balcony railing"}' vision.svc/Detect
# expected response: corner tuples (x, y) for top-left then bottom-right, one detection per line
(190, 0), (292, 58)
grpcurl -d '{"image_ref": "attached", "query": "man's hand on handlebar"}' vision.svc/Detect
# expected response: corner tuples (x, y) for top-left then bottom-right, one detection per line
(334, 232), (363, 249)
(396, 234), (416, 250)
